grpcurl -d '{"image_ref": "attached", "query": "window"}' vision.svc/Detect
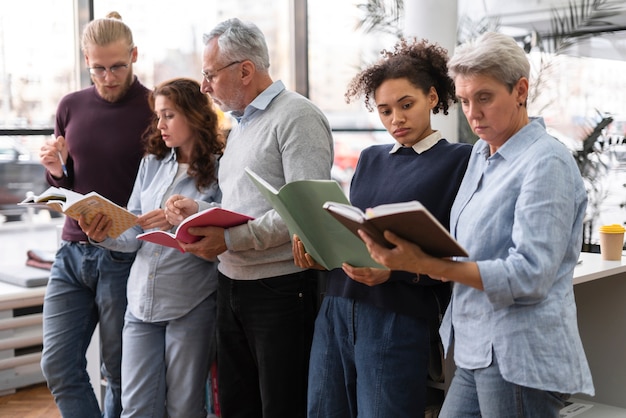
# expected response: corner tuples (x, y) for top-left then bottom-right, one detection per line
(0, 0), (75, 128)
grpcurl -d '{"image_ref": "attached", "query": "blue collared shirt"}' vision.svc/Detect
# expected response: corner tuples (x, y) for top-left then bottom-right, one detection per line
(230, 80), (286, 124)
(96, 149), (221, 322)
(442, 118), (594, 395)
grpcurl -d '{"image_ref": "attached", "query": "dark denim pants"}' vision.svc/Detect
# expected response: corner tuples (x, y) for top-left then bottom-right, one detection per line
(307, 296), (430, 418)
(216, 270), (318, 418)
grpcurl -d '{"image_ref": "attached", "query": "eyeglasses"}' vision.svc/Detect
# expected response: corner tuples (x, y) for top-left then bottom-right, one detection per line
(88, 63), (130, 78)
(201, 61), (242, 83)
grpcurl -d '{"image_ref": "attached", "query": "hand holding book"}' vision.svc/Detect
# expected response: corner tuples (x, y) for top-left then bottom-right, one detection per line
(323, 200), (468, 258)
(19, 186), (137, 238)
(136, 206), (253, 252)
(245, 167), (384, 270)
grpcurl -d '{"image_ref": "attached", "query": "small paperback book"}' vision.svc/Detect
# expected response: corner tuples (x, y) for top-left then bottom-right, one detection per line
(136, 206), (253, 252)
(19, 186), (137, 239)
(323, 200), (468, 258)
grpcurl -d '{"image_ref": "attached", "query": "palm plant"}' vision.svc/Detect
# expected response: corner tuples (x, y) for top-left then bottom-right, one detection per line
(529, 0), (621, 113)
(355, 0), (404, 38)
(529, 0), (620, 248)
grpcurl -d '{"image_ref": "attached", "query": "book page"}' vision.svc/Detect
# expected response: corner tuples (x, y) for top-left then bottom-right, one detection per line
(322, 201), (366, 222)
(20, 186), (66, 203)
(136, 230), (183, 252)
(366, 200), (424, 218)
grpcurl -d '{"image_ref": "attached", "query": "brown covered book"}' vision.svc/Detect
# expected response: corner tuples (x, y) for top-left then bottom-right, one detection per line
(323, 200), (468, 258)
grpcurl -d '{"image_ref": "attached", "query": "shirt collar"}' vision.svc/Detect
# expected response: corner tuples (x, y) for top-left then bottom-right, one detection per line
(476, 117), (546, 160)
(164, 147), (177, 162)
(231, 80), (285, 121)
(389, 130), (443, 154)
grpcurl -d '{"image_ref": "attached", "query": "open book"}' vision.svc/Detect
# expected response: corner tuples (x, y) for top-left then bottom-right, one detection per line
(19, 186), (137, 238)
(245, 167), (383, 270)
(323, 200), (468, 258)
(136, 206), (253, 252)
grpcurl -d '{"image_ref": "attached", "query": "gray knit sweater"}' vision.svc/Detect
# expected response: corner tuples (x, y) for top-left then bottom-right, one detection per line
(207, 80), (334, 280)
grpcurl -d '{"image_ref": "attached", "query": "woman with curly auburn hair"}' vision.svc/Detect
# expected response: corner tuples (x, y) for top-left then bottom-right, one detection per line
(293, 38), (472, 417)
(78, 77), (223, 418)
(142, 77), (224, 190)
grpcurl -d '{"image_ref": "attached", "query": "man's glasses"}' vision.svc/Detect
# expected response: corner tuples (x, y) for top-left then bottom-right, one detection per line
(201, 61), (242, 84)
(88, 63), (130, 78)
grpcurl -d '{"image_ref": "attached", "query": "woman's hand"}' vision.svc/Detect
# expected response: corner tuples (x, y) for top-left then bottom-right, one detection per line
(341, 263), (390, 286)
(360, 229), (483, 289)
(358, 229), (428, 274)
(164, 194), (198, 225)
(137, 208), (171, 231)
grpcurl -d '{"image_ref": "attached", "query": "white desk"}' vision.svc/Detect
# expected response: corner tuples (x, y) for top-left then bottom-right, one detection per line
(0, 281), (46, 394)
(574, 252), (626, 285)
(570, 252), (626, 416)
(0, 280), (102, 403)
(0, 281), (46, 309)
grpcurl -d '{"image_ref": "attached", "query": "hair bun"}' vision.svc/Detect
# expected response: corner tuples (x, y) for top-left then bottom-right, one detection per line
(106, 11), (122, 20)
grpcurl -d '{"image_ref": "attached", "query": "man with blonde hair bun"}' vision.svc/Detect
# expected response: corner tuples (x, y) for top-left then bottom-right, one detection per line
(39, 11), (152, 418)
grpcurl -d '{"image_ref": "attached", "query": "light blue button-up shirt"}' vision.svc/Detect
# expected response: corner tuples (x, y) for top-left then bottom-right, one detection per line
(441, 118), (594, 395)
(96, 150), (220, 322)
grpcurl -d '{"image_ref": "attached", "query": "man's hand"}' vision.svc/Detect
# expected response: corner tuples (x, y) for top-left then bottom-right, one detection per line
(292, 234), (326, 270)
(179, 226), (227, 260)
(40, 135), (67, 178)
(78, 213), (113, 243)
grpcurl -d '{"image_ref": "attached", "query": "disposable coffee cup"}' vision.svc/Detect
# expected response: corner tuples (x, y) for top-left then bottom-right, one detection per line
(599, 224), (625, 261)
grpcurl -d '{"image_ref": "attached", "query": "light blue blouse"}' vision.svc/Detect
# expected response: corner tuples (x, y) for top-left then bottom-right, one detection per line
(95, 149), (220, 322)
(441, 118), (595, 396)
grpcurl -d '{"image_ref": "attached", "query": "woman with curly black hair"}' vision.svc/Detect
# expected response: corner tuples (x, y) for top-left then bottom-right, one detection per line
(293, 39), (472, 417)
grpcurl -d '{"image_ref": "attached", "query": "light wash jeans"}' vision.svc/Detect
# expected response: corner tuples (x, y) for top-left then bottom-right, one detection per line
(120, 293), (216, 418)
(41, 241), (133, 418)
(307, 296), (430, 418)
(440, 355), (570, 417)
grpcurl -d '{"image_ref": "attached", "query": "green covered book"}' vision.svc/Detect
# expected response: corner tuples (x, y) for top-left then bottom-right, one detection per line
(245, 167), (383, 270)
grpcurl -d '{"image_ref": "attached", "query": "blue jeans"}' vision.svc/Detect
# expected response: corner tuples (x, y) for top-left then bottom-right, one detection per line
(216, 270), (318, 418)
(41, 241), (133, 418)
(120, 293), (216, 418)
(308, 296), (430, 418)
(440, 355), (569, 418)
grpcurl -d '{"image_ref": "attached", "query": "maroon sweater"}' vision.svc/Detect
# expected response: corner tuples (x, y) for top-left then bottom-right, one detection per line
(48, 77), (152, 242)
